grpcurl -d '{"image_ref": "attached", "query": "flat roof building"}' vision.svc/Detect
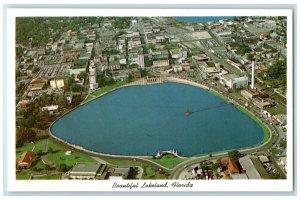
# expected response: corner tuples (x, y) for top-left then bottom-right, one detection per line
(69, 163), (106, 180)
(239, 156), (262, 179)
(219, 74), (248, 89)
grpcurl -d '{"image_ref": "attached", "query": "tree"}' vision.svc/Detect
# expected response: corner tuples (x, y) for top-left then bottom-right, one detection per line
(45, 164), (52, 172)
(127, 167), (139, 179)
(19, 115), (35, 128)
(128, 64), (139, 69)
(228, 150), (241, 159)
(127, 73), (134, 83)
(80, 72), (88, 84)
(57, 163), (68, 172)
(16, 69), (22, 78)
(16, 127), (37, 145)
(247, 54), (255, 61)
(48, 147), (53, 154)
(32, 67), (40, 74)
(140, 69), (148, 77)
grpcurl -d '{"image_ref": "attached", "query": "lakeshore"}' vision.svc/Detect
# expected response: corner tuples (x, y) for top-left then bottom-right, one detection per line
(49, 77), (268, 159)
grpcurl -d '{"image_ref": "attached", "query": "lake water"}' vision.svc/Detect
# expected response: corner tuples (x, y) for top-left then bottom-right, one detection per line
(51, 83), (264, 156)
(174, 16), (235, 22)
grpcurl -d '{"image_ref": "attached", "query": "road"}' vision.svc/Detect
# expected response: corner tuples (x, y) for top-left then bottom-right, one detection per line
(169, 128), (278, 179)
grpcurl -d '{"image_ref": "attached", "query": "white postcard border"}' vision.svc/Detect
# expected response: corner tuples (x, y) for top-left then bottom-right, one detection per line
(4, 8), (294, 192)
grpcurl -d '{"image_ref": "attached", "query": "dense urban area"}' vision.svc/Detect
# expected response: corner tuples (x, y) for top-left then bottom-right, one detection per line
(15, 16), (287, 180)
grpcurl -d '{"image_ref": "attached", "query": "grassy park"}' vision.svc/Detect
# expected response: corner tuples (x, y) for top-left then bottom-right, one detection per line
(149, 154), (187, 169)
(16, 138), (96, 180)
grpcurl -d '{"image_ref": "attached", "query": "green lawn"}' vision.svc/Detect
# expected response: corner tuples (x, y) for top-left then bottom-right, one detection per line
(16, 139), (95, 174)
(99, 157), (143, 167)
(16, 170), (31, 180)
(83, 80), (128, 103)
(149, 154), (187, 169)
(250, 157), (271, 179)
(16, 139), (48, 157)
(266, 103), (286, 115)
(16, 139), (96, 180)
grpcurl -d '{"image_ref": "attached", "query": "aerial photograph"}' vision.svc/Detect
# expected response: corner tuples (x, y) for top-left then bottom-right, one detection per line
(15, 16), (287, 181)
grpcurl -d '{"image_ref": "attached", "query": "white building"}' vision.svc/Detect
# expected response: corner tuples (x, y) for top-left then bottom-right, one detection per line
(50, 79), (64, 89)
(219, 74), (248, 89)
(239, 156), (261, 179)
(89, 68), (98, 90)
(42, 105), (59, 113)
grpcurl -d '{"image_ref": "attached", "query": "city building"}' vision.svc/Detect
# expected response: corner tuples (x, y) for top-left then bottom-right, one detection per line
(221, 158), (242, 179)
(107, 167), (130, 180)
(42, 105), (59, 113)
(89, 68), (98, 90)
(50, 79), (65, 89)
(252, 97), (272, 110)
(153, 59), (169, 67)
(239, 156), (262, 179)
(69, 163), (106, 180)
(219, 74), (248, 89)
(241, 89), (259, 101)
(28, 78), (47, 91)
(17, 151), (35, 169)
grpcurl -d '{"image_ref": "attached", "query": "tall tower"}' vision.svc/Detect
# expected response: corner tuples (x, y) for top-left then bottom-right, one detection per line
(251, 61), (255, 90)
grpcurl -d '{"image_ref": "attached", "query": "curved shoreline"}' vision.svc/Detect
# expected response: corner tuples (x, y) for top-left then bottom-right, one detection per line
(49, 77), (272, 160)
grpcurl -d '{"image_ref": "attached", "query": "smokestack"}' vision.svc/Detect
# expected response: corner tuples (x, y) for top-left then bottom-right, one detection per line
(251, 61), (255, 90)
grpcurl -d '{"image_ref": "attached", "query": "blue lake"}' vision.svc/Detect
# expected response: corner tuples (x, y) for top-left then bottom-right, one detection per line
(51, 83), (264, 156)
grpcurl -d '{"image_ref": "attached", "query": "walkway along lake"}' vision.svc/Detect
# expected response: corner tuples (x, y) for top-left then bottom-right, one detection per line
(50, 82), (264, 157)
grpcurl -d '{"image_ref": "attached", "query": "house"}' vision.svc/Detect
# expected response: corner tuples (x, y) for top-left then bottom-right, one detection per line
(219, 74), (248, 89)
(17, 99), (31, 108)
(50, 79), (65, 89)
(17, 151), (35, 169)
(68, 163), (106, 180)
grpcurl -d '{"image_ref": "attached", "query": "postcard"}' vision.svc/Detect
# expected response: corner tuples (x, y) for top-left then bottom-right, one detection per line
(4, 7), (293, 192)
